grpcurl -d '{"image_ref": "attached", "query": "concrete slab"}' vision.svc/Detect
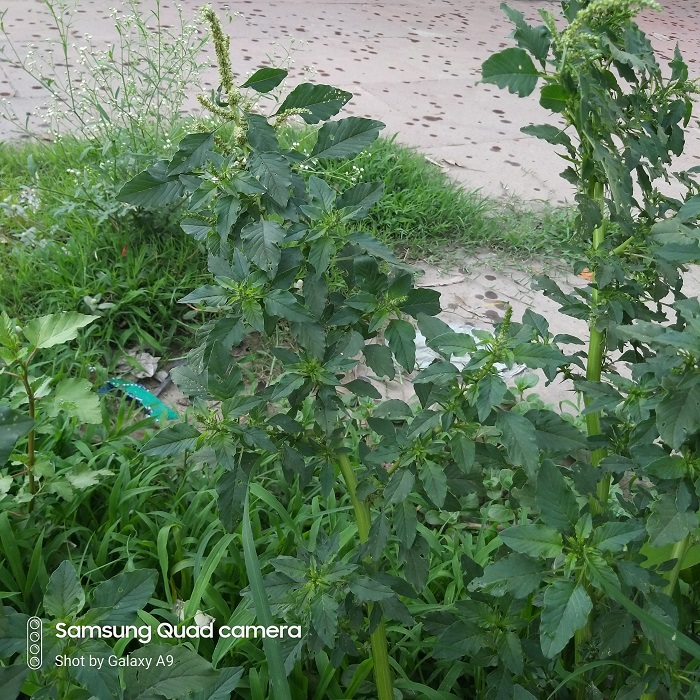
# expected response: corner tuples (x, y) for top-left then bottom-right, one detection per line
(2, 0), (699, 200)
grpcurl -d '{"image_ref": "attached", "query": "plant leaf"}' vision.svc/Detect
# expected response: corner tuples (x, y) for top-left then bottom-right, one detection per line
(44, 560), (85, 619)
(385, 319), (416, 372)
(167, 132), (215, 176)
(123, 644), (219, 700)
(540, 581), (592, 658)
(49, 378), (101, 424)
(496, 410), (539, 478)
(23, 312), (97, 349)
(499, 524), (563, 558)
(240, 220), (286, 278)
(241, 67), (288, 93)
(0, 407), (33, 466)
(470, 552), (544, 598)
(535, 461), (579, 533)
(117, 161), (186, 207)
(93, 569), (158, 625)
(142, 423), (201, 457)
(276, 83), (352, 124)
(310, 117), (384, 160)
(481, 47), (540, 97)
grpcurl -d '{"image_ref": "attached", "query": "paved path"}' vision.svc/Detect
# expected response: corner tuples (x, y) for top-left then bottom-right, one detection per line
(2, 0), (699, 202)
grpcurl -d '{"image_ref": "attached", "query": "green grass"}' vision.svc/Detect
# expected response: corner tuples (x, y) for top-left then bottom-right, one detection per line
(0, 138), (208, 367)
(283, 129), (574, 260)
(0, 132), (573, 368)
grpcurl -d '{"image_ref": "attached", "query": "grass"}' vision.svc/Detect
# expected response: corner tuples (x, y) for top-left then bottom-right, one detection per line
(0, 138), (208, 368)
(284, 129), (574, 261)
(0, 131), (573, 367)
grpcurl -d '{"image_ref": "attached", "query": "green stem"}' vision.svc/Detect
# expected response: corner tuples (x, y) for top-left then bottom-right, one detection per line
(20, 363), (36, 512)
(337, 454), (394, 700)
(583, 182), (609, 513)
(639, 535), (692, 700)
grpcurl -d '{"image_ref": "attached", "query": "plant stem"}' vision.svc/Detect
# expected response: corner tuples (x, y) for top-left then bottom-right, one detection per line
(638, 535), (692, 700)
(583, 181), (610, 512)
(20, 362), (36, 512)
(337, 454), (394, 700)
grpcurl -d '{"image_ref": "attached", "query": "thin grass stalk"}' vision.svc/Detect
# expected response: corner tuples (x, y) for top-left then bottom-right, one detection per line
(337, 454), (394, 700)
(242, 490), (292, 700)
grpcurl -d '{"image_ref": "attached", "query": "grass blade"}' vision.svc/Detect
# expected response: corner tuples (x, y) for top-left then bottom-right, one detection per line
(242, 490), (292, 700)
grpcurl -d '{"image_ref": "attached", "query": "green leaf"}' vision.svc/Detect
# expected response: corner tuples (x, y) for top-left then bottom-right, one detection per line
(451, 435), (475, 472)
(426, 331), (476, 356)
(241, 67), (288, 93)
(337, 181), (384, 220)
(93, 569), (158, 625)
(240, 220), (286, 278)
(384, 469), (415, 505)
(276, 83), (352, 124)
(69, 639), (121, 698)
(596, 571), (700, 661)
(123, 645), (219, 700)
(521, 124), (573, 150)
(481, 47), (540, 97)
(475, 373), (507, 422)
(496, 410), (539, 478)
(23, 312), (97, 349)
(591, 521), (646, 553)
(0, 665), (29, 700)
(656, 379), (700, 449)
(511, 343), (567, 370)
(501, 3), (550, 63)
(420, 462), (447, 508)
(676, 196), (700, 223)
(647, 490), (697, 547)
(249, 152), (292, 207)
(343, 378), (382, 399)
(49, 378), (101, 424)
(500, 524), (563, 558)
(535, 461), (579, 533)
(310, 593), (338, 646)
(192, 667), (244, 700)
(470, 552), (544, 598)
(0, 608), (29, 656)
(44, 560), (85, 619)
(241, 492), (293, 700)
(349, 576), (393, 602)
(539, 84), (569, 113)
(385, 319), (416, 372)
(0, 407), (33, 466)
(310, 117), (385, 160)
(363, 343), (395, 380)
(167, 132), (215, 176)
(394, 501), (417, 548)
(400, 288), (441, 319)
(142, 423), (201, 457)
(540, 581), (592, 658)
(528, 410), (588, 454)
(117, 160), (186, 207)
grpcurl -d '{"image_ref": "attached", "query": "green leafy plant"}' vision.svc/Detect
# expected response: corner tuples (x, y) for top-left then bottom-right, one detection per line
(0, 0), (209, 167)
(0, 559), (242, 699)
(0, 311), (106, 512)
(119, 2), (700, 698)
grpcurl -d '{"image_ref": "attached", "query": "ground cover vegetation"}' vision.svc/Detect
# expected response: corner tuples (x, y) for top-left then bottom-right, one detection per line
(1, 0), (700, 698)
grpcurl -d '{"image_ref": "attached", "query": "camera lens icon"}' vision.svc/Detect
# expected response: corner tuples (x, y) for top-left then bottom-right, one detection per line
(26, 617), (42, 670)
